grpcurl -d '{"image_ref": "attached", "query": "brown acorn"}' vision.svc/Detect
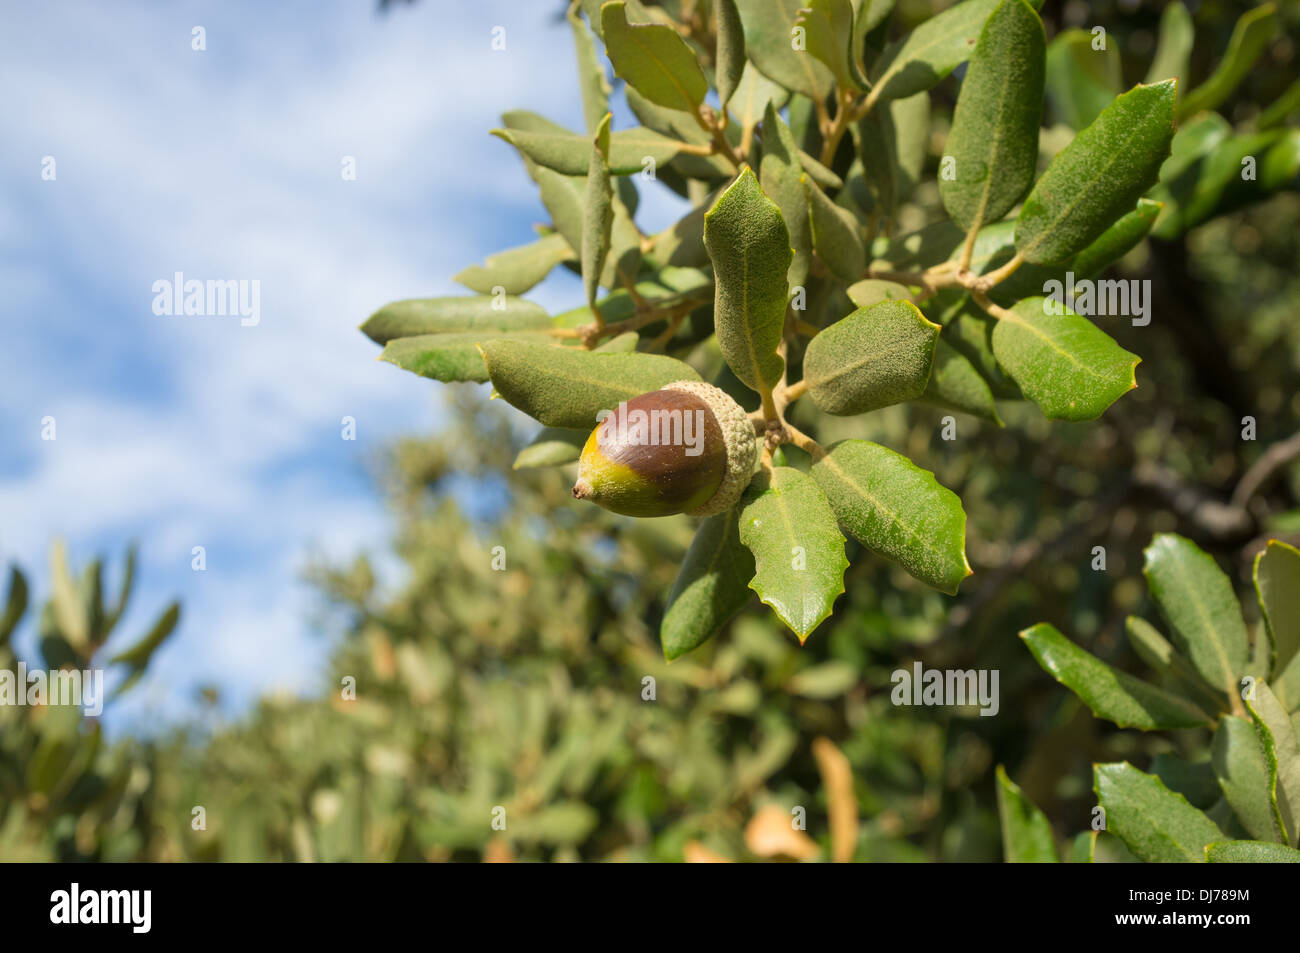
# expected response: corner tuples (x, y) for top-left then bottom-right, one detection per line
(572, 380), (759, 518)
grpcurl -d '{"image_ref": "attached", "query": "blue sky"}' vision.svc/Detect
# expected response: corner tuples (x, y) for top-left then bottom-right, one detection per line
(0, 1), (685, 732)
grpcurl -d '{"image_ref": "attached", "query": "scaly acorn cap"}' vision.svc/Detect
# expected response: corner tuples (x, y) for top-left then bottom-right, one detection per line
(572, 380), (758, 518)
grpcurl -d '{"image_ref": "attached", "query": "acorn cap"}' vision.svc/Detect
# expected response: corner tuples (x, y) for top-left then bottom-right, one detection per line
(571, 380), (758, 518)
(664, 380), (758, 516)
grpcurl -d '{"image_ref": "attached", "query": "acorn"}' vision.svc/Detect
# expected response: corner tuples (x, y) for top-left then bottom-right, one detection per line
(572, 380), (758, 518)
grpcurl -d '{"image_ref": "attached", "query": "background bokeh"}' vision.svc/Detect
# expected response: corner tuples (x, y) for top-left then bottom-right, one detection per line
(0, 0), (1297, 860)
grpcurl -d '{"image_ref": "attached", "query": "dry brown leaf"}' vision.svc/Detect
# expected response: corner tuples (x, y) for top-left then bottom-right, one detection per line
(744, 804), (820, 860)
(812, 736), (859, 863)
(683, 840), (734, 863)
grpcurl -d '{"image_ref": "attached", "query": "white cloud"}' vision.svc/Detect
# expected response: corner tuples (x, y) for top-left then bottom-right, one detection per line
(0, 0), (615, 733)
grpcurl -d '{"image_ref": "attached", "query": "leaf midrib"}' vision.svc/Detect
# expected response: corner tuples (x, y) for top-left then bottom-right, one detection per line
(817, 451), (955, 572)
(619, 17), (701, 112)
(1162, 553), (1239, 689)
(1019, 92), (1167, 260)
(807, 326), (932, 392)
(873, 3), (984, 97)
(960, 36), (1017, 231)
(997, 308), (1129, 384)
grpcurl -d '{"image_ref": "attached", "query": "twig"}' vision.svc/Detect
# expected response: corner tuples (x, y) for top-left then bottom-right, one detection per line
(1132, 461), (1254, 543)
(1231, 428), (1300, 511)
(819, 89), (856, 167)
(971, 251), (1026, 292)
(782, 420), (826, 460)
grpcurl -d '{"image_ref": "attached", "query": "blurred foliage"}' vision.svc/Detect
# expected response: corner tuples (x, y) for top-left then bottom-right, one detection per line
(0, 547), (178, 861)
(2, 0), (1297, 861)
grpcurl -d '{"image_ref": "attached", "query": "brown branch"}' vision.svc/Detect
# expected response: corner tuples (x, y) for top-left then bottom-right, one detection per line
(1231, 428), (1300, 511)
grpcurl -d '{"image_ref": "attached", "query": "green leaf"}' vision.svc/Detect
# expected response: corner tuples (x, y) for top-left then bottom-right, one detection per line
(1125, 615), (1223, 715)
(796, 0), (860, 92)
(510, 339), (635, 468)
(923, 338), (1001, 424)
(1244, 682), (1300, 847)
(570, 9), (611, 133)
(803, 299), (939, 415)
(943, 304), (1018, 398)
(1153, 128), (1300, 239)
(853, 90), (929, 221)
(581, 0), (654, 37)
(1178, 4), (1278, 120)
(1068, 831), (1097, 863)
(601, 1), (708, 113)
(759, 103), (812, 288)
(738, 467), (847, 642)
(647, 199), (711, 268)
(1259, 77), (1300, 130)
(876, 220), (965, 271)
(513, 428), (586, 470)
(102, 545), (136, 636)
(1206, 840), (1300, 863)
(940, 0), (1045, 232)
(1151, 754), (1221, 809)
(845, 279), (910, 309)
(787, 660), (859, 697)
(734, 0), (834, 101)
(381, 330), (555, 383)
(868, 0), (1000, 104)
(797, 148), (844, 191)
(849, 0), (895, 88)
(662, 505), (755, 660)
(1255, 540), (1300, 679)
(1066, 198), (1162, 280)
(1143, 533), (1249, 696)
(50, 540), (88, 649)
(480, 340), (700, 429)
(454, 233), (573, 296)
(803, 174), (865, 281)
(812, 439), (970, 594)
(582, 114), (614, 311)
(1019, 623), (1212, 730)
(1045, 28), (1120, 131)
(0, 567), (27, 647)
(1214, 715), (1285, 843)
(532, 164), (586, 253)
(109, 601), (181, 670)
(1015, 80), (1176, 264)
(715, 0), (746, 106)
(1094, 762), (1225, 863)
(554, 269), (711, 328)
(361, 296), (550, 346)
(499, 113), (589, 250)
(729, 61), (790, 137)
(623, 86), (731, 182)
(491, 126), (696, 176)
(703, 166), (791, 396)
(855, 0), (895, 35)
(1145, 2), (1193, 87)
(510, 802), (599, 845)
(996, 765), (1058, 862)
(989, 298), (1139, 422)
(600, 191), (643, 291)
